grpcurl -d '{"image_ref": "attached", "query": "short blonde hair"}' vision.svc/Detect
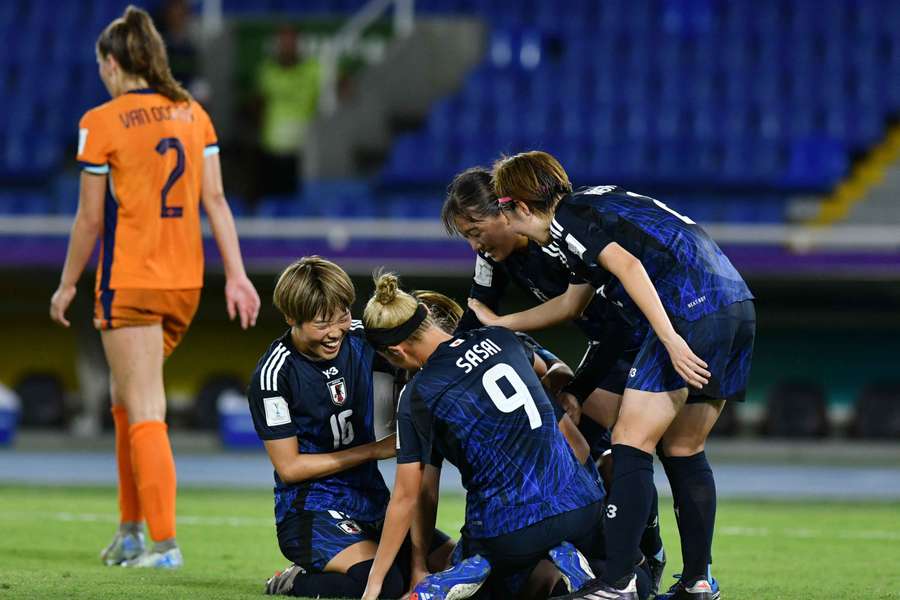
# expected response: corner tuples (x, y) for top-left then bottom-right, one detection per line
(413, 290), (463, 334)
(363, 271), (432, 343)
(492, 150), (572, 214)
(273, 256), (355, 324)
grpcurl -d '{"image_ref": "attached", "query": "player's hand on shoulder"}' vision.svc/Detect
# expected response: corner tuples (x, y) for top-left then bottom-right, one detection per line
(225, 274), (261, 329)
(662, 333), (710, 389)
(372, 434), (397, 460)
(466, 298), (500, 326)
(49, 284), (77, 328)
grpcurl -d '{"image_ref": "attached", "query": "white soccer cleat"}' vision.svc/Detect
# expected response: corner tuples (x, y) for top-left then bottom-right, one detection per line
(100, 530), (145, 566)
(121, 546), (183, 569)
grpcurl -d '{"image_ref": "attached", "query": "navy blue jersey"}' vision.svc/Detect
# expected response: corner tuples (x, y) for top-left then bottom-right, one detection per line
(550, 186), (754, 324)
(458, 245), (628, 344)
(457, 245), (645, 399)
(247, 322), (391, 524)
(396, 326), (603, 540)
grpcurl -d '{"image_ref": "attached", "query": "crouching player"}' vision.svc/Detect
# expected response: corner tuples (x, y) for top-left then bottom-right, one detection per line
(360, 273), (651, 600)
(247, 257), (452, 597)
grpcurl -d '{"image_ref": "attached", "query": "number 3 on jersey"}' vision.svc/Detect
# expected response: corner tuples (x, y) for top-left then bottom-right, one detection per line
(155, 137), (185, 218)
(482, 363), (542, 429)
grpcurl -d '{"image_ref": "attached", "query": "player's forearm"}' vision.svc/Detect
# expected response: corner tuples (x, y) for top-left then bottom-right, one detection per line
(59, 215), (101, 287)
(279, 442), (378, 483)
(410, 470), (440, 572)
(616, 259), (678, 344)
(205, 195), (249, 281)
(368, 493), (416, 587)
(494, 293), (574, 331)
(503, 283), (594, 331)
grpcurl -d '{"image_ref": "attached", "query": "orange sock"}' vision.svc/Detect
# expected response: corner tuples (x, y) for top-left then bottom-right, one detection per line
(111, 405), (142, 524)
(129, 420), (177, 542)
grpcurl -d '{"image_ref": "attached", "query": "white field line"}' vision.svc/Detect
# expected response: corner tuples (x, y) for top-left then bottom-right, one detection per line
(718, 526), (900, 542)
(0, 511), (896, 542)
(0, 511), (273, 528)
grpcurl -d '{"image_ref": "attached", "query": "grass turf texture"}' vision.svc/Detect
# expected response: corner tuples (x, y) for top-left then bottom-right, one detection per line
(0, 485), (898, 599)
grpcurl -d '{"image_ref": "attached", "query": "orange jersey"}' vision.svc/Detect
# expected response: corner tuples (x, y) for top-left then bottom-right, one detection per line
(77, 89), (218, 290)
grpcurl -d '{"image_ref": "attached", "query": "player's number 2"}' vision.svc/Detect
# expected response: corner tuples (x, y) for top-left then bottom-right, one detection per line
(155, 137), (185, 218)
(482, 363), (542, 429)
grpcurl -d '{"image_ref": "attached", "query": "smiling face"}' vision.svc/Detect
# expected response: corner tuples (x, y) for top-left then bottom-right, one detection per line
(501, 201), (554, 246)
(291, 308), (352, 361)
(453, 212), (529, 261)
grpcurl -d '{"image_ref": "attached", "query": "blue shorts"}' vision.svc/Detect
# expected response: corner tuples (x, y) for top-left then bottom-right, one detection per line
(598, 356), (634, 395)
(626, 300), (756, 402)
(277, 508), (450, 573)
(457, 502), (603, 597)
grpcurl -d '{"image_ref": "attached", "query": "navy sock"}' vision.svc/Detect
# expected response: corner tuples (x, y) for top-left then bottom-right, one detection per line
(661, 452), (716, 583)
(291, 571), (363, 597)
(291, 559), (405, 599)
(639, 484), (664, 560)
(602, 444), (655, 587)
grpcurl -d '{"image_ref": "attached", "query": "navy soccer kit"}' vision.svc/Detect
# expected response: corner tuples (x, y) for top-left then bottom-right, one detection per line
(247, 323), (392, 571)
(458, 243), (645, 400)
(396, 326), (604, 588)
(549, 186), (756, 400)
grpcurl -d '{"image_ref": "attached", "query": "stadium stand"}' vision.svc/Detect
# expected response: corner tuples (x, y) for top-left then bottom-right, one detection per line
(850, 381), (900, 439)
(1, 0), (899, 224)
(761, 380), (830, 439)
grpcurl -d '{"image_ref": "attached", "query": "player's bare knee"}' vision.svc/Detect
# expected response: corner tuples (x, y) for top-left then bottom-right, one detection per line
(660, 437), (706, 457)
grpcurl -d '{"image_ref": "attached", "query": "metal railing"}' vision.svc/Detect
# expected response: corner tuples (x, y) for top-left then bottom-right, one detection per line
(318, 0), (415, 115)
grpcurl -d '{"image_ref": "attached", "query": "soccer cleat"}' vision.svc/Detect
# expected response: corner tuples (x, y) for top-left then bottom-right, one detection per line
(548, 541), (596, 592)
(645, 547), (667, 596)
(100, 530), (145, 566)
(121, 546), (183, 569)
(657, 574), (720, 600)
(411, 554), (491, 600)
(550, 573), (639, 600)
(265, 564), (306, 595)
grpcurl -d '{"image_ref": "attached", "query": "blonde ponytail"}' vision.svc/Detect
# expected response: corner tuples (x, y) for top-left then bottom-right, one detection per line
(363, 271), (431, 342)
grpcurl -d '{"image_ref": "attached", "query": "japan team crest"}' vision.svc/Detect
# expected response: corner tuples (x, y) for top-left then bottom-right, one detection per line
(328, 378), (347, 406)
(337, 520), (362, 535)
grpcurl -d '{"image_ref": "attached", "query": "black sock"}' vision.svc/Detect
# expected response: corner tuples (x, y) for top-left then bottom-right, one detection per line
(661, 452), (716, 583)
(290, 560), (405, 599)
(291, 571), (363, 597)
(346, 559), (405, 599)
(659, 452), (684, 557)
(639, 484), (664, 560)
(602, 444), (655, 587)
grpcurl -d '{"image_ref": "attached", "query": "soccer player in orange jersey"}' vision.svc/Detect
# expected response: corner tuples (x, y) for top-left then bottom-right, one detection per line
(49, 5), (261, 569)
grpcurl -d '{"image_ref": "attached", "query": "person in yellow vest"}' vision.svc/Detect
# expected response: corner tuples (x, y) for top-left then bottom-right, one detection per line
(256, 25), (320, 197)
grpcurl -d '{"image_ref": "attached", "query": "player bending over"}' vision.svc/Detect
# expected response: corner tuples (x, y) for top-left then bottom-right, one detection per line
(442, 169), (668, 593)
(471, 151), (754, 600)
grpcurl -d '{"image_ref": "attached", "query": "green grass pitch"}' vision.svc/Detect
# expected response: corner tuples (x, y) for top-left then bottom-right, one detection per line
(0, 485), (898, 599)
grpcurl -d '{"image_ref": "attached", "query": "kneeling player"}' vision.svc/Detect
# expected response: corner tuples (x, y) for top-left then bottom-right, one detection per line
(247, 257), (452, 597)
(360, 273), (650, 600)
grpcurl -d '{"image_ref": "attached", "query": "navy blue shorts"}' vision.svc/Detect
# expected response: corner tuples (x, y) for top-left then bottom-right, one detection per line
(578, 415), (612, 460)
(626, 300), (756, 402)
(277, 508), (451, 573)
(457, 501), (603, 597)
